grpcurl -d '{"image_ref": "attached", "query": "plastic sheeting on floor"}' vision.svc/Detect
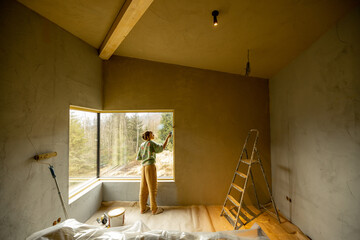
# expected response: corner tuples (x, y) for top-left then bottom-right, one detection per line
(27, 219), (270, 240)
(87, 203), (217, 232)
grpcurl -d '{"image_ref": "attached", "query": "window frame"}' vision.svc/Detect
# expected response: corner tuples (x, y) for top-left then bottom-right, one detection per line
(68, 106), (175, 199)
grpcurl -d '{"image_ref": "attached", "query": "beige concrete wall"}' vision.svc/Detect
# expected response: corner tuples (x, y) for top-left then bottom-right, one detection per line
(103, 56), (271, 205)
(270, 7), (360, 240)
(0, 1), (102, 239)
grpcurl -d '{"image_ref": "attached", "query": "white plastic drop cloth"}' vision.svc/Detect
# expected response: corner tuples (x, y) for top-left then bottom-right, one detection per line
(27, 219), (269, 240)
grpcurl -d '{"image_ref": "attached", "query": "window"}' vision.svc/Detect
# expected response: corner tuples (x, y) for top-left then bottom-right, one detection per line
(100, 112), (174, 178)
(69, 109), (97, 193)
(69, 108), (174, 195)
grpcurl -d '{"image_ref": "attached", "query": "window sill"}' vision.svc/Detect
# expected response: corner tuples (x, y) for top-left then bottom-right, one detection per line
(99, 178), (175, 182)
(69, 179), (101, 204)
(69, 178), (175, 203)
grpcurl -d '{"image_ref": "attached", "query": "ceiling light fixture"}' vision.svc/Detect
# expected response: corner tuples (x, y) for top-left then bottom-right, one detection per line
(212, 10), (219, 26)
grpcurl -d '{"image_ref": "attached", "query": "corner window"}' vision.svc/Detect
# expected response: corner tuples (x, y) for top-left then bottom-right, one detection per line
(100, 112), (174, 178)
(69, 109), (97, 193)
(69, 108), (174, 196)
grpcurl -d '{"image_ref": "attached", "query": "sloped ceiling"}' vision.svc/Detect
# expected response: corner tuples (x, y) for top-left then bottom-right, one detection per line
(17, 0), (126, 48)
(18, 0), (358, 78)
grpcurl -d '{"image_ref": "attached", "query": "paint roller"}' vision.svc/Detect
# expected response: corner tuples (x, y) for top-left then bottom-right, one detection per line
(34, 152), (57, 161)
(34, 152), (69, 219)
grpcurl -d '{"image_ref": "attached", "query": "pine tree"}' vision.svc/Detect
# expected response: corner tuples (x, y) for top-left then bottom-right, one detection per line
(126, 114), (143, 159)
(159, 113), (173, 150)
(69, 112), (95, 177)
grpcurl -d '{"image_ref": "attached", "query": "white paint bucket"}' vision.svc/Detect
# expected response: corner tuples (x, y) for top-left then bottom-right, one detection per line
(108, 208), (125, 227)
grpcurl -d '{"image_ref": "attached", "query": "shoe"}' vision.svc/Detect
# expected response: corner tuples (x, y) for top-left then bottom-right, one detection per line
(152, 207), (164, 215)
(141, 206), (150, 214)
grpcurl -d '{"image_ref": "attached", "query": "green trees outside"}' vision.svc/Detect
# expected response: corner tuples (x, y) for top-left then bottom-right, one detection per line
(69, 111), (97, 178)
(100, 113), (127, 169)
(70, 111), (173, 179)
(158, 113), (173, 150)
(126, 114), (144, 154)
(100, 113), (144, 175)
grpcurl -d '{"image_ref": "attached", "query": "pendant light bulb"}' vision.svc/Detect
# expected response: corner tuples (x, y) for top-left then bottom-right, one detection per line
(212, 10), (219, 26)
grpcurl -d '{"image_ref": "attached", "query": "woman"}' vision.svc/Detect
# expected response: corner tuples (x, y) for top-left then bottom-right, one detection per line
(137, 130), (172, 215)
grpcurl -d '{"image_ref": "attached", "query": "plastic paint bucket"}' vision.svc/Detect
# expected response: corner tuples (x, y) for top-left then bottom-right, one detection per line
(108, 208), (125, 227)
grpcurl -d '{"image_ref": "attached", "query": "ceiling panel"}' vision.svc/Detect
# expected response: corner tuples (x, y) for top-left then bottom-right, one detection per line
(18, 0), (126, 48)
(17, 0), (359, 78)
(114, 0), (358, 78)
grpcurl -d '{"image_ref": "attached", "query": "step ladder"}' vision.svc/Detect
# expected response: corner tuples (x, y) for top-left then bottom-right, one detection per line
(220, 129), (281, 230)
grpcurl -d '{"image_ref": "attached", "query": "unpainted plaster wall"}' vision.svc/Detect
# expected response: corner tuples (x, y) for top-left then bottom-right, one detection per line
(102, 181), (179, 206)
(0, 1), (102, 239)
(69, 182), (102, 222)
(270, 7), (360, 240)
(103, 56), (272, 205)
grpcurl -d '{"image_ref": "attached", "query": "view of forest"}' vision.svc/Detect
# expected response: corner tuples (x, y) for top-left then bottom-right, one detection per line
(69, 110), (174, 192)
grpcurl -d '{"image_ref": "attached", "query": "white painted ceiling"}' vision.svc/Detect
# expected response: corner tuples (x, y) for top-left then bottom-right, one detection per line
(18, 0), (359, 78)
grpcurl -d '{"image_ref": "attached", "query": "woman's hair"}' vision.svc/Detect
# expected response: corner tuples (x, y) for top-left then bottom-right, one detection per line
(142, 131), (152, 141)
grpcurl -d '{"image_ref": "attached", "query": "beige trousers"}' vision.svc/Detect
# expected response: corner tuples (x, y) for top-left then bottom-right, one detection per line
(139, 164), (158, 213)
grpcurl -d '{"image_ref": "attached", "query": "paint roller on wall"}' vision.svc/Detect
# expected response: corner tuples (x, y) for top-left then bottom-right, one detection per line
(34, 152), (69, 220)
(34, 152), (57, 160)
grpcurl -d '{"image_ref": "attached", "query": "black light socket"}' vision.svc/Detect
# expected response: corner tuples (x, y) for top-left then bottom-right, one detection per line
(212, 10), (219, 26)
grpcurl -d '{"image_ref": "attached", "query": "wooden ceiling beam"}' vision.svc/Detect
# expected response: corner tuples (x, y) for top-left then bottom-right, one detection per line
(99, 0), (154, 60)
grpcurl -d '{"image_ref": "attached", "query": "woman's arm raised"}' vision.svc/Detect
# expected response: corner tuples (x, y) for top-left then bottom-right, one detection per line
(162, 132), (172, 149)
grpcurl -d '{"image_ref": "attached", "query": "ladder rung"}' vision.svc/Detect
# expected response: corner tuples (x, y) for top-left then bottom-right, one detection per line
(241, 159), (258, 165)
(223, 207), (246, 228)
(232, 183), (244, 192)
(235, 171), (247, 178)
(227, 195), (240, 207)
(223, 207), (236, 223)
(240, 159), (251, 165)
(238, 210), (250, 226)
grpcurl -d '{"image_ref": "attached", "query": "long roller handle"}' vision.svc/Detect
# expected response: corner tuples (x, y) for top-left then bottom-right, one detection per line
(49, 165), (69, 219)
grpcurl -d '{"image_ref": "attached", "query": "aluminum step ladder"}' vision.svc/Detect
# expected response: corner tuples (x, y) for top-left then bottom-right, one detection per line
(220, 129), (281, 229)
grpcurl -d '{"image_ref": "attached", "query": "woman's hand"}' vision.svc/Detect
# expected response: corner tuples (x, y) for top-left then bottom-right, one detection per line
(163, 132), (172, 149)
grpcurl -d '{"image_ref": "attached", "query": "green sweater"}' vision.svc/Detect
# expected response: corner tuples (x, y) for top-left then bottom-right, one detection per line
(136, 140), (164, 166)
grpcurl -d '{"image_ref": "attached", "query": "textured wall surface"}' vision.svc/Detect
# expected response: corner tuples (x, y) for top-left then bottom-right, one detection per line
(270, 7), (360, 240)
(103, 56), (272, 205)
(0, 1), (102, 239)
(69, 182), (102, 223)
(102, 181), (179, 206)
